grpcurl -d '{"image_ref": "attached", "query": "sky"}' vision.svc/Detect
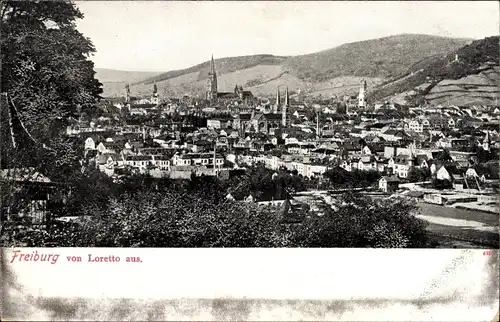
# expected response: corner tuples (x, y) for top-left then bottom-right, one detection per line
(74, 1), (499, 72)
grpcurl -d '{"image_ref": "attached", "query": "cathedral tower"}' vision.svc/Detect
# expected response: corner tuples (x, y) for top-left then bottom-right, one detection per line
(282, 87), (290, 127)
(206, 55), (218, 104)
(274, 87), (281, 112)
(151, 81), (159, 105)
(125, 83), (130, 103)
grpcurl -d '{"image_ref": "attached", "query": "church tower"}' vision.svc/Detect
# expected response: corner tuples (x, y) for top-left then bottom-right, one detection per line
(358, 79), (367, 108)
(151, 81), (159, 105)
(282, 87), (290, 127)
(153, 81), (158, 97)
(274, 87), (281, 113)
(125, 83), (130, 103)
(206, 55), (218, 104)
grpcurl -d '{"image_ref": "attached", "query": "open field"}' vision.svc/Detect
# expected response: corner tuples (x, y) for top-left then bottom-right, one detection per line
(417, 202), (498, 226)
(417, 202), (499, 248)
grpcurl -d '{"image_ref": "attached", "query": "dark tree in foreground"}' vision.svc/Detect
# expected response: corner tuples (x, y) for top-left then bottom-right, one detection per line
(1, 0), (102, 142)
(1, 1), (105, 225)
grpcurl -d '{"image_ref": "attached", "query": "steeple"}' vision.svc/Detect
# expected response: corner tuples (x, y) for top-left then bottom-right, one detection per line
(282, 87), (289, 127)
(284, 87), (290, 107)
(125, 83), (130, 103)
(275, 87), (281, 111)
(210, 54), (216, 75)
(153, 81), (158, 97)
(206, 54), (218, 104)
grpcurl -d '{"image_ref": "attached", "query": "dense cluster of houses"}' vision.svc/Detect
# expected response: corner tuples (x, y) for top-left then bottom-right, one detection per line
(69, 100), (498, 194)
(64, 74), (500, 196)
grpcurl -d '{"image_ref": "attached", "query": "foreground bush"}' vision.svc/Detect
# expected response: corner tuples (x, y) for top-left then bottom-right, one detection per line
(1, 190), (429, 248)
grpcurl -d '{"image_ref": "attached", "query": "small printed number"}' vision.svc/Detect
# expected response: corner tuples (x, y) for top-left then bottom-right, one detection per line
(483, 250), (493, 256)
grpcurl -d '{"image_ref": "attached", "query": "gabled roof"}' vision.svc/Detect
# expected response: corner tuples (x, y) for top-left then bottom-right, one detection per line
(415, 154), (429, 164)
(380, 175), (400, 183)
(124, 155), (153, 161)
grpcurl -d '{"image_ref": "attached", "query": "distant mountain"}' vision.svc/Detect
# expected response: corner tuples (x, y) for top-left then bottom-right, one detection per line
(370, 36), (499, 106)
(97, 34), (472, 98)
(95, 68), (163, 83)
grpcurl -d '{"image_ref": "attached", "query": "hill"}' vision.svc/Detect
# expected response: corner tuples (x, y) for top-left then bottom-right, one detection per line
(95, 68), (164, 83)
(283, 34), (471, 82)
(140, 54), (288, 85)
(97, 34), (471, 98)
(370, 36), (499, 106)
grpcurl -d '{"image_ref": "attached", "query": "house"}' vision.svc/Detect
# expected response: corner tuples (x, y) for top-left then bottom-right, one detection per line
(408, 120), (424, 133)
(380, 129), (410, 142)
(361, 144), (373, 155)
(424, 193), (446, 205)
(96, 141), (125, 154)
(435, 165), (451, 181)
(388, 154), (415, 178)
(379, 176), (400, 193)
(151, 155), (171, 170)
(427, 115), (450, 129)
(123, 155), (153, 171)
(465, 167), (487, 182)
(0, 168), (62, 224)
(84, 136), (98, 150)
(97, 153), (122, 176)
(171, 153), (224, 168)
(415, 154), (430, 168)
(311, 142), (339, 155)
(357, 155), (379, 172)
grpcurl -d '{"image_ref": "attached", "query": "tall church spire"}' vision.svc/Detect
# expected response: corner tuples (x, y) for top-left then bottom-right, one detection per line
(284, 87), (290, 107)
(210, 54), (216, 74)
(125, 83), (130, 103)
(207, 54), (218, 104)
(275, 87), (281, 111)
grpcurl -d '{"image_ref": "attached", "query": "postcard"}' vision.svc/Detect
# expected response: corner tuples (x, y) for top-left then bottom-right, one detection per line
(0, 1), (498, 321)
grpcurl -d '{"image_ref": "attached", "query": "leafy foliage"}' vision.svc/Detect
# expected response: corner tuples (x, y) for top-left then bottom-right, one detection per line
(1, 0), (103, 140)
(291, 193), (428, 248)
(1, 187), (430, 248)
(407, 167), (431, 183)
(324, 168), (381, 188)
(0, 1), (107, 239)
(227, 164), (306, 201)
